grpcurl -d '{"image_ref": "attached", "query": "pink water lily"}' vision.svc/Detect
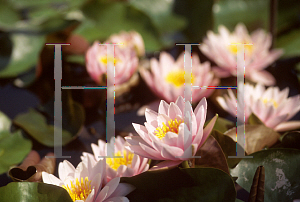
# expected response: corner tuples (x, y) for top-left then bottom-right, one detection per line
(81, 136), (149, 183)
(140, 51), (219, 103)
(200, 23), (283, 86)
(42, 159), (134, 202)
(85, 39), (138, 85)
(108, 31), (145, 57)
(125, 96), (217, 169)
(217, 83), (300, 132)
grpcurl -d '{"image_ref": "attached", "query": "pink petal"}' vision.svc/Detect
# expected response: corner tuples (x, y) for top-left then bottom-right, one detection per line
(161, 145), (184, 160)
(175, 96), (185, 113)
(274, 121), (300, 132)
(199, 114), (218, 147)
(149, 160), (182, 171)
(108, 182), (135, 199)
(145, 109), (158, 127)
(58, 160), (75, 182)
(247, 70), (275, 86)
(168, 102), (182, 119)
(42, 172), (62, 186)
(158, 100), (170, 115)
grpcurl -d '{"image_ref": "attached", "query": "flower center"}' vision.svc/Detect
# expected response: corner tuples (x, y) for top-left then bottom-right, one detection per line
(62, 177), (92, 201)
(228, 43), (253, 55)
(106, 150), (134, 170)
(165, 70), (194, 87)
(99, 56), (119, 65)
(154, 118), (183, 140)
(262, 98), (278, 108)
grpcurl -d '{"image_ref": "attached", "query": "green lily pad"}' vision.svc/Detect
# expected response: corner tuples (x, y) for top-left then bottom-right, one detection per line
(13, 108), (74, 147)
(248, 113), (264, 125)
(231, 148), (300, 202)
(0, 130), (32, 174)
(213, 0), (269, 32)
(0, 182), (72, 202)
(0, 111), (12, 132)
(211, 129), (242, 168)
(121, 167), (236, 202)
(279, 131), (300, 150)
(225, 124), (280, 154)
(213, 116), (235, 133)
(75, 1), (163, 51)
(129, 0), (186, 45)
(276, 28), (300, 58)
(0, 33), (45, 78)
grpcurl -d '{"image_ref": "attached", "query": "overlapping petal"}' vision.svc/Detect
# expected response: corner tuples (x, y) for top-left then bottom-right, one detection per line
(217, 83), (300, 131)
(200, 23), (283, 86)
(140, 52), (219, 103)
(126, 96), (217, 169)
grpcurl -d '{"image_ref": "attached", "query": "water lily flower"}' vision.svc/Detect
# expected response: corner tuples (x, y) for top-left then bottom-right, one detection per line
(85, 40), (138, 85)
(200, 23), (283, 86)
(42, 159), (134, 202)
(108, 31), (145, 57)
(125, 96), (217, 169)
(81, 136), (149, 182)
(140, 51), (219, 103)
(217, 83), (300, 132)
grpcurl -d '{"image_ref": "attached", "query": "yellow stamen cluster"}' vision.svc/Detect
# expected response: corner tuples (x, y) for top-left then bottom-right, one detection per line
(106, 150), (134, 171)
(99, 56), (119, 65)
(154, 118), (183, 139)
(62, 177), (92, 201)
(262, 98), (278, 108)
(165, 70), (194, 87)
(228, 43), (253, 55)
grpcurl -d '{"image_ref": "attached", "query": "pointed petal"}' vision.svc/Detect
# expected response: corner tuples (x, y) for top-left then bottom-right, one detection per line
(274, 121), (300, 132)
(149, 160), (182, 171)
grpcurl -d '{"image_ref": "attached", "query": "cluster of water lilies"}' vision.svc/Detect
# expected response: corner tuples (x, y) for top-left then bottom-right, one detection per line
(38, 24), (300, 202)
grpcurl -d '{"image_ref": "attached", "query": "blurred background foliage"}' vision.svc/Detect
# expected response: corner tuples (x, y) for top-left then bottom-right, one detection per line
(0, 0), (300, 188)
(0, 0), (299, 80)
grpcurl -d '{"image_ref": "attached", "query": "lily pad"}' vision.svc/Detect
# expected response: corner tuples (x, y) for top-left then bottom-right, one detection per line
(225, 125), (280, 154)
(75, 1), (163, 51)
(121, 167), (236, 202)
(0, 33), (45, 78)
(13, 108), (78, 147)
(0, 182), (72, 202)
(231, 148), (300, 202)
(0, 130), (32, 175)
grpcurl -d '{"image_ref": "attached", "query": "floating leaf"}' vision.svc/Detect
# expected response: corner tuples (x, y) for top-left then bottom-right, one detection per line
(276, 28), (300, 58)
(248, 113), (264, 125)
(9, 150), (55, 182)
(76, 1), (163, 51)
(279, 131), (300, 150)
(121, 167), (236, 202)
(194, 135), (230, 174)
(0, 130), (32, 175)
(13, 108), (74, 147)
(173, 0), (214, 42)
(211, 129), (242, 168)
(248, 166), (265, 202)
(0, 182), (72, 202)
(213, 116), (235, 133)
(0, 34), (45, 78)
(129, 0), (186, 45)
(231, 148), (300, 202)
(0, 111), (11, 132)
(213, 0), (269, 32)
(225, 125), (280, 154)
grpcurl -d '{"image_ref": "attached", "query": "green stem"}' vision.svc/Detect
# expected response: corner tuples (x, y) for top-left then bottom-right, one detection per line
(182, 160), (190, 168)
